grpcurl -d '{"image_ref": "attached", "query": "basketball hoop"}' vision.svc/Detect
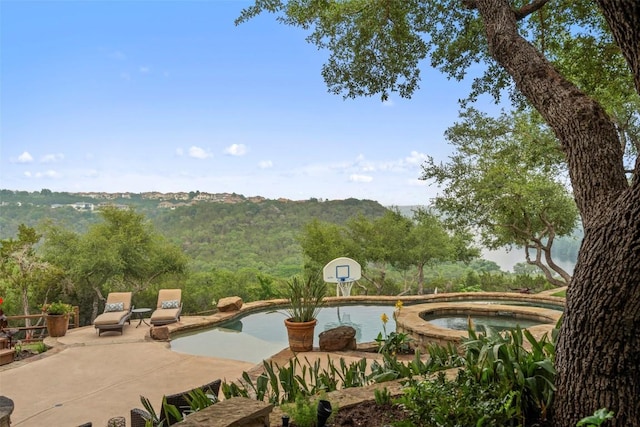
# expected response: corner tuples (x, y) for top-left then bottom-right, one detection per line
(323, 257), (361, 297)
(337, 278), (354, 297)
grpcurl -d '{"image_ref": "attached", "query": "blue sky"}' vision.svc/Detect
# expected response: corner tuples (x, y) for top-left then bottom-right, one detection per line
(1, 0), (490, 206)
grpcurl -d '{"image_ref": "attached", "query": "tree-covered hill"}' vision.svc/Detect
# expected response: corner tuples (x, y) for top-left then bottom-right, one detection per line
(0, 190), (388, 277)
(148, 198), (388, 275)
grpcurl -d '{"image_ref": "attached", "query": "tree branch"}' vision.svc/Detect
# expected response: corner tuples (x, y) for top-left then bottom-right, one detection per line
(476, 0), (628, 226)
(514, 0), (550, 20)
(525, 244), (566, 287)
(463, 0), (550, 20)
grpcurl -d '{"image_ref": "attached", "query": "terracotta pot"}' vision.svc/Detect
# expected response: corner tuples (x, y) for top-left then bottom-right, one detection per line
(45, 314), (69, 337)
(284, 318), (317, 352)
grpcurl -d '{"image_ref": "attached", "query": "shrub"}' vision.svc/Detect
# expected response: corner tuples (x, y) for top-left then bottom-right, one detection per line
(396, 370), (520, 427)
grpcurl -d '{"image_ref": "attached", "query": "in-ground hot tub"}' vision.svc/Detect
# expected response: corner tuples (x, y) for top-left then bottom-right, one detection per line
(395, 300), (562, 352)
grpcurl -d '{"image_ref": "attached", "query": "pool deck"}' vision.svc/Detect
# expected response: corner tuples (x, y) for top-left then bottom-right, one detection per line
(0, 307), (385, 427)
(0, 321), (256, 427)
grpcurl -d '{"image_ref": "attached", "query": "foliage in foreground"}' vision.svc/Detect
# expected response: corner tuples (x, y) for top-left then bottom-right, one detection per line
(222, 318), (561, 427)
(396, 370), (520, 427)
(281, 394), (337, 427)
(140, 387), (218, 427)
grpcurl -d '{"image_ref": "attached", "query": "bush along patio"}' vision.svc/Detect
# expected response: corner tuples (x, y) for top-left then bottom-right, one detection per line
(220, 317), (612, 426)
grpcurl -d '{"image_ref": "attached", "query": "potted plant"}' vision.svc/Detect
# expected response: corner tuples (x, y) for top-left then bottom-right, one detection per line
(42, 301), (73, 337)
(282, 275), (327, 352)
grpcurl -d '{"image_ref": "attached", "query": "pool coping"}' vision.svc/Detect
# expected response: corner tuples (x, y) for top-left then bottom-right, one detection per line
(163, 292), (565, 340)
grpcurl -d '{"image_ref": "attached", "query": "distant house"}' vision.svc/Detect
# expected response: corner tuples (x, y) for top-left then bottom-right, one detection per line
(71, 202), (94, 211)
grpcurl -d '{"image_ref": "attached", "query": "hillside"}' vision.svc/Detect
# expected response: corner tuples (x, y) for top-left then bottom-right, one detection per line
(0, 190), (389, 276)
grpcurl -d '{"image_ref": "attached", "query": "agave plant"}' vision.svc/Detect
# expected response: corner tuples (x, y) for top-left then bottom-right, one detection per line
(282, 275), (327, 323)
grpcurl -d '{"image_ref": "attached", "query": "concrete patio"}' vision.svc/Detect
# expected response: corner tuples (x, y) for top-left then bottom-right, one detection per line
(0, 313), (386, 427)
(0, 322), (257, 427)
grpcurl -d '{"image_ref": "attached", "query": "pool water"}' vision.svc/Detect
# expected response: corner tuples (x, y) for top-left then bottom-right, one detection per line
(170, 305), (396, 364)
(467, 300), (564, 311)
(423, 314), (541, 332)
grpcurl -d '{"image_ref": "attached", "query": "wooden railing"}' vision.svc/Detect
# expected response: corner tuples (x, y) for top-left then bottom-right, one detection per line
(2, 306), (80, 343)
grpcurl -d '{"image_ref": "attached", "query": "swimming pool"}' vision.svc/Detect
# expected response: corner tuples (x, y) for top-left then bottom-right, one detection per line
(170, 304), (396, 364)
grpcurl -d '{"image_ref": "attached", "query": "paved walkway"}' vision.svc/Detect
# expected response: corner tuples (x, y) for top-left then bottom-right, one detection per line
(0, 323), (256, 427)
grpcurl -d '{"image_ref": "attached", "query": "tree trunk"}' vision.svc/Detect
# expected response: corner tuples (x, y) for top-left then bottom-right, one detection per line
(473, 1), (640, 425)
(596, 0), (640, 95)
(91, 287), (104, 323)
(555, 188), (640, 426)
(417, 262), (425, 294)
(524, 245), (567, 288)
(21, 285), (32, 340)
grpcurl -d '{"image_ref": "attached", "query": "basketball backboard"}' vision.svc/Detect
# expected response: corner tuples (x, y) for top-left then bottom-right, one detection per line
(323, 257), (361, 283)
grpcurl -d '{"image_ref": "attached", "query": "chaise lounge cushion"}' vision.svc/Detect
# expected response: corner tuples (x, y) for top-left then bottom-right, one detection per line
(93, 292), (133, 335)
(93, 311), (129, 326)
(150, 289), (182, 326)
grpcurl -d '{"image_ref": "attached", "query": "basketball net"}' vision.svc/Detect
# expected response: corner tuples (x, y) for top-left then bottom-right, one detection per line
(336, 280), (354, 297)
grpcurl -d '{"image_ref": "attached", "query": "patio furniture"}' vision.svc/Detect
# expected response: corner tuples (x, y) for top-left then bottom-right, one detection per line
(93, 292), (133, 336)
(150, 289), (182, 326)
(132, 307), (152, 328)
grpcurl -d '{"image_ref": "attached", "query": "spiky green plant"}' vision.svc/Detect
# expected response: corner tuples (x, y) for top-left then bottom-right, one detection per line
(282, 275), (327, 322)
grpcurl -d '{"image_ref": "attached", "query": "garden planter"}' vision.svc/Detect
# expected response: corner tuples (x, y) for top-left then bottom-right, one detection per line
(284, 318), (316, 352)
(45, 314), (69, 337)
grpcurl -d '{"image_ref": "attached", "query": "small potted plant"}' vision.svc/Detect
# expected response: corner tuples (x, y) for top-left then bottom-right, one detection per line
(282, 275), (327, 352)
(42, 301), (73, 337)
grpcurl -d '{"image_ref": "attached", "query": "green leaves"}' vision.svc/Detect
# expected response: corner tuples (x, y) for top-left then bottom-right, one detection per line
(461, 322), (559, 423)
(397, 370), (520, 426)
(282, 274), (327, 322)
(422, 108), (578, 286)
(576, 408), (614, 426)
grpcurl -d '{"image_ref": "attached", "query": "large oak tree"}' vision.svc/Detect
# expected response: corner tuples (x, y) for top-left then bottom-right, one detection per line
(239, 0), (640, 425)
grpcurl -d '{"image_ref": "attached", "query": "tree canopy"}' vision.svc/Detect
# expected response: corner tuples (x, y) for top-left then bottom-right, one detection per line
(422, 107), (578, 286)
(42, 207), (187, 323)
(300, 208), (478, 295)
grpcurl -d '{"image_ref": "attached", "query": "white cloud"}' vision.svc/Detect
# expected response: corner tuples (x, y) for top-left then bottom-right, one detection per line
(259, 160), (273, 169)
(349, 174), (373, 183)
(360, 164), (376, 172)
(17, 152), (34, 163)
(35, 170), (61, 178)
(24, 171), (32, 177)
(224, 144), (248, 156)
(139, 66), (150, 74)
(405, 151), (428, 165)
(188, 146), (212, 159)
(175, 148), (184, 156)
(41, 153), (64, 163)
(375, 160), (406, 172)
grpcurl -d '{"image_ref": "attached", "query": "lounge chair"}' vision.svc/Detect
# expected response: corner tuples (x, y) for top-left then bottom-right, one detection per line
(150, 289), (182, 326)
(130, 379), (221, 427)
(93, 292), (133, 336)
